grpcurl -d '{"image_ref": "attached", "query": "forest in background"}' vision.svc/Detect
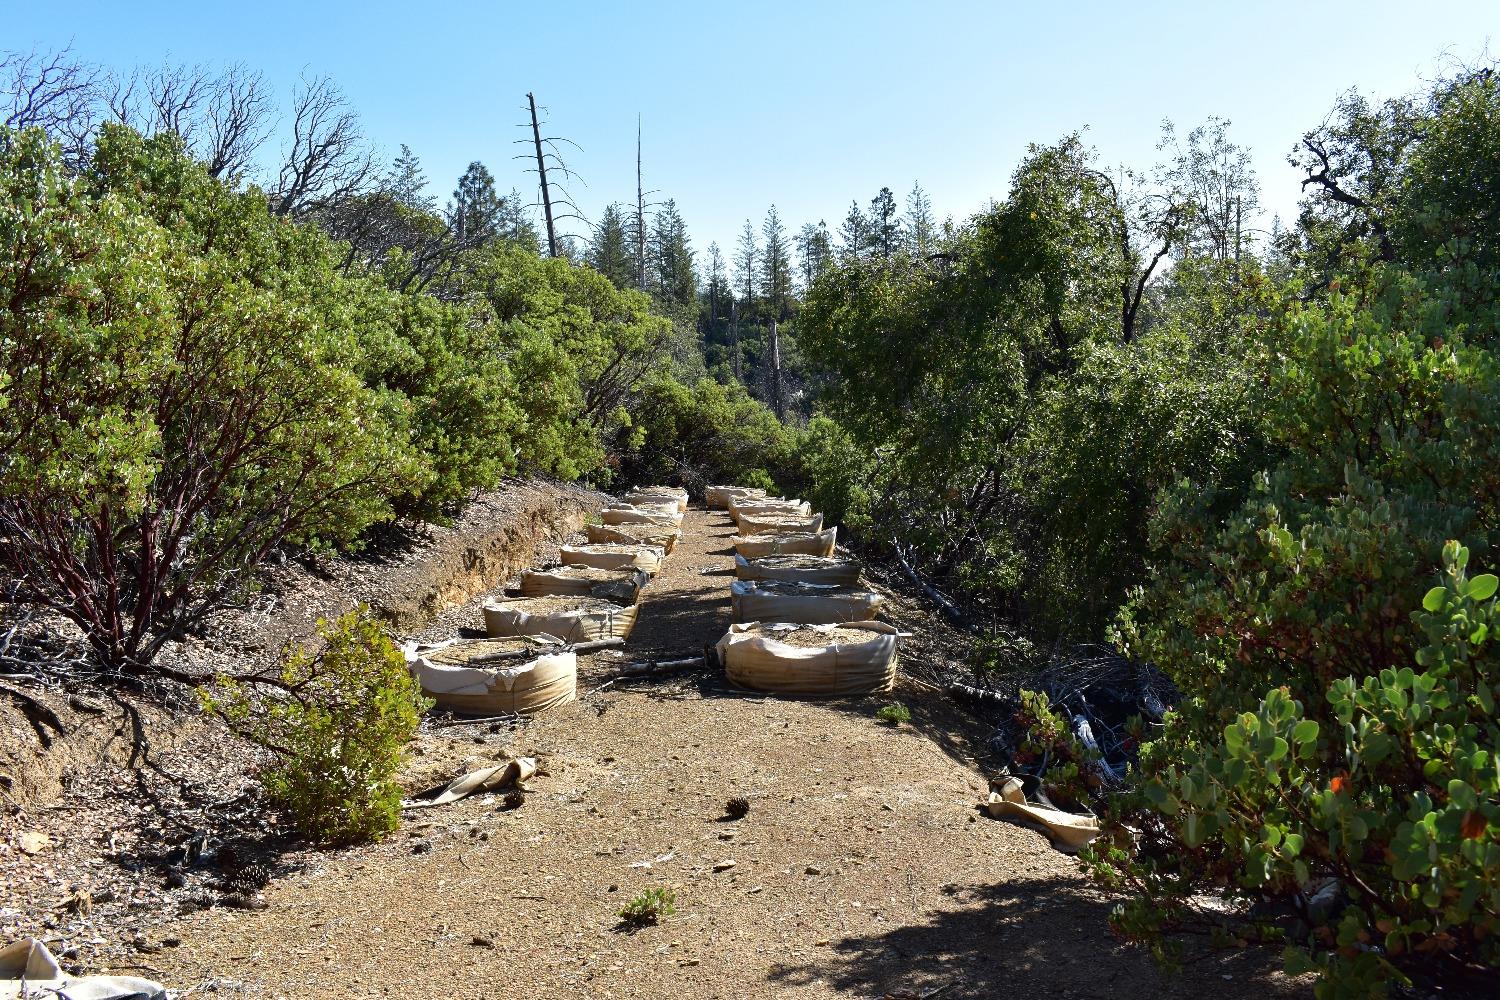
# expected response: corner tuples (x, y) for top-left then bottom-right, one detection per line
(3, 44), (1499, 996)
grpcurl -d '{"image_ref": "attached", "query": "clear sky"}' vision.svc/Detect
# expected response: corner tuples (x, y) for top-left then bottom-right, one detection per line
(7, 0), (1497, 259)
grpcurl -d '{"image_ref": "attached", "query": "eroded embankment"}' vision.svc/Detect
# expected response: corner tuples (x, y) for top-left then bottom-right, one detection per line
(0, 479), (604, 956)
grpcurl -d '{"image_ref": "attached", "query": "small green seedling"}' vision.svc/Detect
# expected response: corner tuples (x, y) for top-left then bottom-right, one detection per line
(876, 702), (912, 726)
(618, 887), (676, 927)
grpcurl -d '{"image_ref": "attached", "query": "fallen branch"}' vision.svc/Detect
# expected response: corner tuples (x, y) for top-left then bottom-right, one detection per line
(948, 681), (1007, 706)
(0, 681), (67, 747)
(892, 543), (976, 633)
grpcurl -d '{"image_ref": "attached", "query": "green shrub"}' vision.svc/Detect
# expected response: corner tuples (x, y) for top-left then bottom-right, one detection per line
(208, 607), (430, 844)
(875, 702), (911, 726)
(1098, 543), (1498, 995)
(0, 126), (423, 676)
(618, 887), (676, 927)
(612, 374), (791, 495)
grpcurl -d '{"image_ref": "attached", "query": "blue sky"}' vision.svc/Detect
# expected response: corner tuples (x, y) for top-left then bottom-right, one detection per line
(8, 0), (1497, 259)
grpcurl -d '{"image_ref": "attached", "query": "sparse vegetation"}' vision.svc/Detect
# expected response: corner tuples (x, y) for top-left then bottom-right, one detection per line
(205, 608), (429, 844)
(874, 702), (911, 726)
(617, 887), (676, 927)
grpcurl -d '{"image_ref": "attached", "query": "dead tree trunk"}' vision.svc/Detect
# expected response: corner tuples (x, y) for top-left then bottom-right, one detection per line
(768, 316), (784, 419)
(527, 92), (559, 258)
(636, 117), (647, 291)
(730, 298), (742, 381)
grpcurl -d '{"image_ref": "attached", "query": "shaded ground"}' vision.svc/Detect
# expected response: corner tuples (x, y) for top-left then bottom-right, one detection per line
(126, 507), (1304, 999)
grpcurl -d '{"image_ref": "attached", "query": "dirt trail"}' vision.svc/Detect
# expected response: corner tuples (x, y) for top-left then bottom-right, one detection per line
(143, 508), (1300, 999)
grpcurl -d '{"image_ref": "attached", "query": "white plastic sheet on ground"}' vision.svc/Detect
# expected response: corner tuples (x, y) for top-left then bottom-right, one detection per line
(716, 621), (899, 696)
(734, 553), (863, 586)
(561, 543), (665, 574)
(481, 597), (639, 643)
(706, 485), (767, 510)
(732, 528), (837, 559)
(984, 775), (1101, 853)
(730, 579), (884, 624)
(403, 638), (577, 716)
(405, 757), (538, 808)
(1, 938), (167, 1000)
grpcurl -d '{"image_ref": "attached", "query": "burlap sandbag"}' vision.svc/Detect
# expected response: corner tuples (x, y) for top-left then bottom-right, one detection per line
(0, 938), (167, 1000)
(520, 565), (650, 604)
(586, 521), (679, 554)
(482, 596), (639, 642)
(730, 579), (884, 624)
(625, 486), (688, 512)
(403, 637), (577, 716)
(734, 553), (862, 586)
(984, 778), (1101, 853)
(561, 543), (665, 574)
(732, 528), (837, 559)
(729, 497), (811, 519)
(707, 485), (767, 510)
(735, 511), (825, 535)
(601, 505), (684, 529)
(716, 621), (898, 696)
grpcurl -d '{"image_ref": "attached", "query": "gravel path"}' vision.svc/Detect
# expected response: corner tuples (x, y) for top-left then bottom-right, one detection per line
(73, 507), (1304, 999)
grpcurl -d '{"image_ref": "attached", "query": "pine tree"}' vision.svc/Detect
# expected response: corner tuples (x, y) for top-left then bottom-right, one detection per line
(869, 186), (901, 258)
(734, 220), (758, 314)
(795, 221), (833, 290)
(650, 199), (696, 309)
(839, 200), (870, 259)
(760, 205), (793, 319)
(904, 182), (935, 254)
(386, 144), (434, 212)
(450, 161), (503, 243)
(587, 203), (635, 288)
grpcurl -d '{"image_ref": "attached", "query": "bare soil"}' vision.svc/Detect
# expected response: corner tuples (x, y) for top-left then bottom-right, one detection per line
(103, 507), (1301, 999)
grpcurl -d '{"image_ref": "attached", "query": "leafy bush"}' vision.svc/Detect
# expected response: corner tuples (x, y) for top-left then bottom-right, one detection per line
(208, 607), (429, 844)
(1009, 690), (1100, 812)
(875, 702), (911, 726)
(0, 126), (422, 675)
(612, 374), (791, 496)
(1098, 544), (1498, 994)
(618, 887), (676, 927)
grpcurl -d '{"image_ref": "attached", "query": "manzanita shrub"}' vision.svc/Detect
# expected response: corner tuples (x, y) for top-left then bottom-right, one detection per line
(1093, 543), (1498, 995)
(208, 608), (430, 845)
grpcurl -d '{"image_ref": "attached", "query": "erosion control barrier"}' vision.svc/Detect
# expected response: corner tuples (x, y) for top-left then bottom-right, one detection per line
(729, 579), (884, 624)
(734, 511), (825, 536)
(561, 543), (666, 574)
(716, 621), (899, 696)
(732, 527), (837, 559)
(520, 565), (649, 604)
(624, 486), (689, 513)
(403, 636), (577, 715)
(707, 485), (767, 510)
(729, 497), (812, 520)
(482, 595), (639, 643)
(734, 553), (862, 586)
(585, 521), (679, 553)
(601, 505), (684, 530)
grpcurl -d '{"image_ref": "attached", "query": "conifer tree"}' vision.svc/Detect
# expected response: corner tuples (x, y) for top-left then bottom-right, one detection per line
(839, 200), (870, 259)
(449, 161), (503, 243)
(587, 203), (635, 288)
(386, 144), (433, 212)
(904, 182), (935, 254)
(869, 185), (901, 258)
(795, 221), (833, 290)
(760, 205), (793, 319)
